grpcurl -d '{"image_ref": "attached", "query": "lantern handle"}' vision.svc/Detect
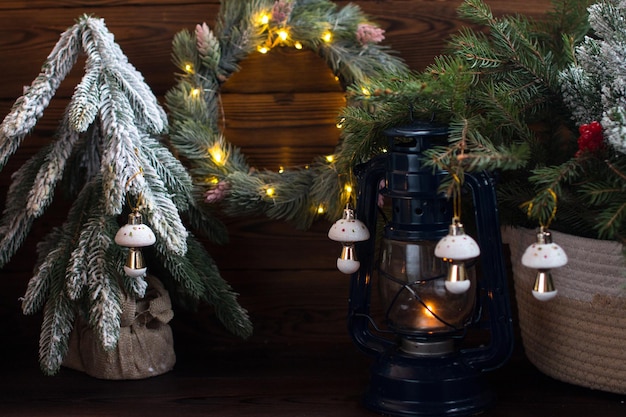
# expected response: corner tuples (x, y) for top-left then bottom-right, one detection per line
(459, 170), (514, 371)
(348, 155), (395, 356)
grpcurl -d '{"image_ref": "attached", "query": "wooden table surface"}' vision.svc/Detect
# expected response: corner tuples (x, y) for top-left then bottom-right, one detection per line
(2, 324), (625, 417)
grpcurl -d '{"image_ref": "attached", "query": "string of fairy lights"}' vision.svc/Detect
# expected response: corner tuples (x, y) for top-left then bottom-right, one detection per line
(166, 0), (409, 227)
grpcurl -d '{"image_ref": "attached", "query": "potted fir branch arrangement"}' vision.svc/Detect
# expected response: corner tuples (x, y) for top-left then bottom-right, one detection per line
(341, 0), (626, 394)
(0, 15), (252, 378)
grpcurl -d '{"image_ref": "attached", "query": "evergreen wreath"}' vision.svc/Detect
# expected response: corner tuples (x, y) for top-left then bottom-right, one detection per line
(166, 0), (409, 228)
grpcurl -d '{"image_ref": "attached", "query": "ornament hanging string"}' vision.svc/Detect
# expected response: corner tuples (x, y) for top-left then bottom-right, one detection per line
(125, 167), (145, 212)
(526, 188), (558, 230)
(451, 172), (463, 223)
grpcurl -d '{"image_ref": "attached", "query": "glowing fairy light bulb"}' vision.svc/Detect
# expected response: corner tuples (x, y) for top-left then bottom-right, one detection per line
(344, 184), (353, 194)
(336, 118), (345, 129)
(294, 41), (303, 50)
(278, 29), (289, 42)
(258, 45), (270, 54)
(266, 187), (275, 197)
(209, 143), (226, 165)
(361, 87), (371, 96)
(326, 155), (334, 163)
(184, 63), (194, 73)
(190, 88), (201, 98)
(278, 166), (285, 174)
(317, 205), (325, 215)
(259, 13), (270, 25)
(322, 30), (332, 43)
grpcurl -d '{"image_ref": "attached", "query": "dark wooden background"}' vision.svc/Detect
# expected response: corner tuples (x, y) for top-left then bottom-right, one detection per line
(0, 0), (552, 348)
(13, 2), (625, 417)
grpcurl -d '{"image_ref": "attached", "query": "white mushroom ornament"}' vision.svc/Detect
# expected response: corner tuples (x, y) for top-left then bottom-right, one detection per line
(521, 227), (567, 301)
(434, 219), (480, 294)
(115, 211), (156, 278)
(328, 205), (370, 274)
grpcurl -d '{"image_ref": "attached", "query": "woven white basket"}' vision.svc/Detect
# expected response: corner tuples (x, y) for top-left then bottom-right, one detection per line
(503, 227), (626, 394)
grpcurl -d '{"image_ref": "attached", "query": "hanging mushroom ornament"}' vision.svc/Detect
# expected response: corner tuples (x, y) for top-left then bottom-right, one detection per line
(434, 218), (480, 294)
(521, 227), (567, 301)
(115, 211), (156, 277)
(328, 205), (370, 274)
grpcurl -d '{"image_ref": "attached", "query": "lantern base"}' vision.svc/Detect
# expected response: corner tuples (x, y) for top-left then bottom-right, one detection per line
(363, 345), (494, 417)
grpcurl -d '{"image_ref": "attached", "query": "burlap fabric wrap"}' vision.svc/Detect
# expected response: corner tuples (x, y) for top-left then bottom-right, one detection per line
(503, 227), (626, 394)
(63, 275), (176, 379)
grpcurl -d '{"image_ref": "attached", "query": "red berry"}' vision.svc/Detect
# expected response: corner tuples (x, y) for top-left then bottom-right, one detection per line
(576, 121), (604, 156)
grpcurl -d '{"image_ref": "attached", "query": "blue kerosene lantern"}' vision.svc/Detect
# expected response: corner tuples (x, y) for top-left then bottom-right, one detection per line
(343, 122), (514, 416)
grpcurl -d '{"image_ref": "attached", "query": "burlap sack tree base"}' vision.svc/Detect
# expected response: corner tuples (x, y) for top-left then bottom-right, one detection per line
(503, 227), (626, 395)
(63, 275), (176, 379)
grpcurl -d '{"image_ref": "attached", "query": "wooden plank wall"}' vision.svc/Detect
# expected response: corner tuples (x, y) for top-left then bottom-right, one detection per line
(0, 0), (552, 360)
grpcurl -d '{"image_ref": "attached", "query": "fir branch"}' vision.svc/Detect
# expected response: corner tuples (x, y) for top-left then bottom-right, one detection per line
(588, 0), (625, 41)
(27, 111), (82, 218)
(0, 22), (82, 171)
(165, 82), (213, 127)
(65, 188), (106, 301)
(215, 0), (268, 77)
(139, 160), (189, 256)
(123, 273), (149, 300)
(256, 169), (317, 226)
(80, 16), (167, 134)
(0, 150), (47, 267)
(61, 122), (104, 197)
(523, 158), (583, 224)
(27, 180), (94, 375)
(68, 66), (101, 133)
(153, 242), (205, 309)
(98, 73), (147, 215)
(222, 170), (273, 213)
(541, 0), (592, 65)
(172, 30), (203, 79)
(137, 135), (193, 211)
(23, 177), (101, 314)
(579, 180), (622, 206)
(476, 81), (540, 140)
(166, 120), (220, 169)
(86, 269), (122, 350)
(152, 234), (252, 340)
(595, 199), (626, 239)
(21, 229), (67, 316)
(320, 41), (407, 87)
(38, 284), (75, 376)
(185, 236), (253, 339)
(183, 195), (230, 245)
(450, 28), (505, 70)
(103, 65), (167, 135)
(457, 0), (495, 25)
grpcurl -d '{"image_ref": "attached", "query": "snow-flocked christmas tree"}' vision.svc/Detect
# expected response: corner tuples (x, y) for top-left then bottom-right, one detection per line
(560, 0), (626, 153)
(0, 15), (252, 375)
